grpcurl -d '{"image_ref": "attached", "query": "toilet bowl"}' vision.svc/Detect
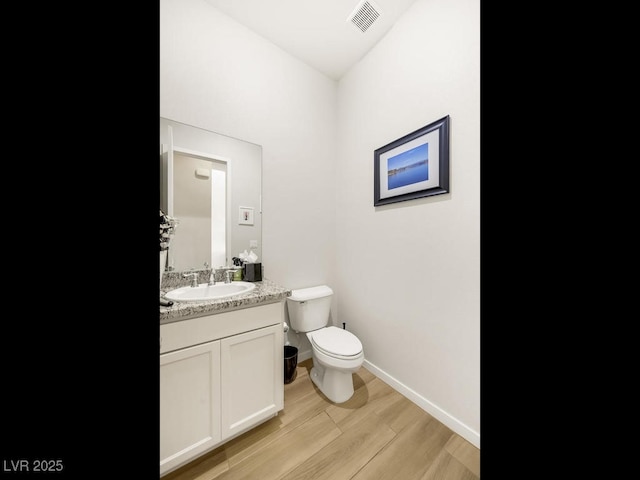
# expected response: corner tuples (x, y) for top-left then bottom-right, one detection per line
(286, 286), (364, 403)
(307, 326), (364, 403)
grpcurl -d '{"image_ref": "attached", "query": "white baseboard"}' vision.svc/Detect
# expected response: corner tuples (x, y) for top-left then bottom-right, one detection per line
(295, 352), (479, 448)
(363, 359), (480, 449)
(297, 349), (312, 363)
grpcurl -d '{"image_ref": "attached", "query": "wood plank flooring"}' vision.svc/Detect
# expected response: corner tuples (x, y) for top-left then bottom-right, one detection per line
(162, 359), (480, 480)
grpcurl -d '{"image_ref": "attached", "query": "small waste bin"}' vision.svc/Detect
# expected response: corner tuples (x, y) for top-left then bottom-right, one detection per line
(284, 345), (298, 384)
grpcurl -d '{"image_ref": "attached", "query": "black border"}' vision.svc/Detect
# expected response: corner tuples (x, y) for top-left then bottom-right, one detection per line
(2, 2), (161, 477)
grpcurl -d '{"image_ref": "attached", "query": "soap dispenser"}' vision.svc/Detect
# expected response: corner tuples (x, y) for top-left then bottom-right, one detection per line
(231, 257), (243, 281)
(233, 268), (242, 281)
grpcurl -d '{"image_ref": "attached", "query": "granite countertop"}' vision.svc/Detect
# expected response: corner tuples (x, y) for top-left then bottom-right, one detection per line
(160, 278), (291, 325)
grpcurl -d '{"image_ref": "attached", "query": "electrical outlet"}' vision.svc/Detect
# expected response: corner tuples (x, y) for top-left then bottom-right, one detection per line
(249, 240), (258, 248)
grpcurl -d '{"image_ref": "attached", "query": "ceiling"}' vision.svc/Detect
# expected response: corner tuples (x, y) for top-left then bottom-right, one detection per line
(204, 0), (419, 80)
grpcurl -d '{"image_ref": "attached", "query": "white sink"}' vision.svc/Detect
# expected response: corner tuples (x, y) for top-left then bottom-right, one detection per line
(164, 282), (256, 303)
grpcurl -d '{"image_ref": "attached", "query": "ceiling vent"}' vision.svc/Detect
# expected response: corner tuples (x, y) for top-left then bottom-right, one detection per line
(348, 0), (381, 33)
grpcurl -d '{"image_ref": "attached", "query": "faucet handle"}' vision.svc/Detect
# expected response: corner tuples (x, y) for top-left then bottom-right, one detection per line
(183, 271), (199, 288)
(224, 269), (238, 283)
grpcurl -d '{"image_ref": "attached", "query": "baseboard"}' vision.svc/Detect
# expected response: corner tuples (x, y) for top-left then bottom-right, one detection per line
(297, 349), (312, 363)
(363, 359), (480, 449)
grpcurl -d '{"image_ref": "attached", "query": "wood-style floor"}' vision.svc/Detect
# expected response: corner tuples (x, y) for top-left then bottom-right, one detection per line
(163, 358), (480, 480)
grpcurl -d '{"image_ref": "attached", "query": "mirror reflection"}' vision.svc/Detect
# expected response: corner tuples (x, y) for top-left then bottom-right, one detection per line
(160, 117), (262, 273)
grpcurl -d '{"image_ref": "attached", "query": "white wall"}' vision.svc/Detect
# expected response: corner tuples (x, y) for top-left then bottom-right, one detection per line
(160, 0), (338, 291)
(336, 0), (480, 445)
(160, 0), (479, 447)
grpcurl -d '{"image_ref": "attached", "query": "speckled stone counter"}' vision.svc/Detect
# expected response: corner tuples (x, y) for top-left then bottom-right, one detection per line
(160, 278), (291, 325)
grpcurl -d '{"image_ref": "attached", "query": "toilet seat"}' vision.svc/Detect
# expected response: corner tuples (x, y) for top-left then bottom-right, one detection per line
(309, 326), (363, 359)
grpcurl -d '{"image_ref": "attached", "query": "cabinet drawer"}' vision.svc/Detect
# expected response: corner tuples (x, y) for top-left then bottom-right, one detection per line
(160, 301), (284, 354)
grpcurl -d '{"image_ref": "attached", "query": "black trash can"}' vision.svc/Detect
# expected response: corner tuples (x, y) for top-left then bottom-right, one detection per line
(284, 345), (298, 384)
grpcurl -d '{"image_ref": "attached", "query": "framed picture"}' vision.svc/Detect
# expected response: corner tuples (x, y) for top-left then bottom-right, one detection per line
(238, 206), (254, 225)
(374, 115), (450, 206)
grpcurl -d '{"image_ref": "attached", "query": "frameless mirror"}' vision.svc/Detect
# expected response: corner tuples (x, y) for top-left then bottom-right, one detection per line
(160, 117), (262, 273)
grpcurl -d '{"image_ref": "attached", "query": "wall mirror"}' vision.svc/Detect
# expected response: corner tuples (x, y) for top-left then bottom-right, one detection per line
(160, 117), (262, 273)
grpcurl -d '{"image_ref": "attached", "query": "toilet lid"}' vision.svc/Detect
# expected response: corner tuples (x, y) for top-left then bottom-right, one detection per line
(311, 326), (362, 357)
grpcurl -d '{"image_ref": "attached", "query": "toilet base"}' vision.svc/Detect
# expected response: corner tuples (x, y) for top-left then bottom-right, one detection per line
(309, 362), (356, 404)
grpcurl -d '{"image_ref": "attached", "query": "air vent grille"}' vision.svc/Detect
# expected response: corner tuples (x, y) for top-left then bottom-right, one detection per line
(348, 1), (381, 33)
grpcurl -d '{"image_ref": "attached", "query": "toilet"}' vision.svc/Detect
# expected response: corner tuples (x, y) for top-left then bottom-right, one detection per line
(286, 285), (364, 403)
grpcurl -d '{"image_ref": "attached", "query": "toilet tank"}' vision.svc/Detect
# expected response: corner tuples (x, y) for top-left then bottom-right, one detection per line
(286, 285), (333, 333)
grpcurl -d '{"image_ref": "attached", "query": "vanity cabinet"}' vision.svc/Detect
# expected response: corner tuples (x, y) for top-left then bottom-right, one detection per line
(160, 340), (222, 473)
(220, 324), (282, 439)
(160, 302), (284, 476)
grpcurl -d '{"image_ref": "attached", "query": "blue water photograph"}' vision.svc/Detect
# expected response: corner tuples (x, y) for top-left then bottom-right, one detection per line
(387, 142), (429, 190)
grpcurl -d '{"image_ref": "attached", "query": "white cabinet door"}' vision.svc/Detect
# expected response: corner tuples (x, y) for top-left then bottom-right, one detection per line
(160, 340), (221, 475)
(220, 324), (284, 439)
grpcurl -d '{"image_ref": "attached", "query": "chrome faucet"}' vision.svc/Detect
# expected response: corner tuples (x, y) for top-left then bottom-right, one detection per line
(182, 271), (198, 288)
(224, 269), (238, 284)
(205, 262), (216, 286)
(211, 266), (237, 284)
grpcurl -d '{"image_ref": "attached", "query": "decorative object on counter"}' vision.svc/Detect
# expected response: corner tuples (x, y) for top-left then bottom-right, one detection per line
(160, 209), (179, 251)
(238, 249), (258, 263)
(243, 262), (262, 282)
(236, 249), (261, 281)
(160, 209), (179, 291)
(160, 251), (168, 290)
(374, 115), (450, 206)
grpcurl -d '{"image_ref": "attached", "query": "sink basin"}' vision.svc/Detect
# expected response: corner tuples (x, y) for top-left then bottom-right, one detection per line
(164, 282), (256, 303)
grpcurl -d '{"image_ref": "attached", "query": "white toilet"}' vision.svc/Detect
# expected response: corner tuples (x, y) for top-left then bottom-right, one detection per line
(286, 285), (364, 403)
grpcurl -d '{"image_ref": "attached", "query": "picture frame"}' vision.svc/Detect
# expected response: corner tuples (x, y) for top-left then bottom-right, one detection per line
(374, 115), (450, 206)
(238, 206), (254, 225)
